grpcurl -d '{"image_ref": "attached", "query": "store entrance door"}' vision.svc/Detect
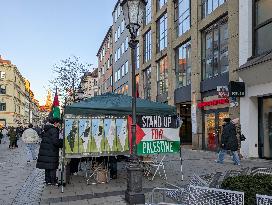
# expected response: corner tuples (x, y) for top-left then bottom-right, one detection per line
(204, 109), (229, 151)
(259, 97), (272, 159)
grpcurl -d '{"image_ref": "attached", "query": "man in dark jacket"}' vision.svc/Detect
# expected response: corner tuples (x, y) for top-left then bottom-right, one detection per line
(216, 118), (240, 165)
(36, 118), (63, 185)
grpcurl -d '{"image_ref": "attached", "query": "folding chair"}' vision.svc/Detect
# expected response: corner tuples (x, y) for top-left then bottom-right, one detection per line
(143, 155), (167, 181)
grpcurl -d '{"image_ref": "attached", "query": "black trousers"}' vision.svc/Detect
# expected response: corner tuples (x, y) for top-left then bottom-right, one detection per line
(45, 169), (57, 183)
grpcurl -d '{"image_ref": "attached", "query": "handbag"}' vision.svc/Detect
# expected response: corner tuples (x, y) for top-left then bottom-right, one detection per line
(240, 134), (246, 141)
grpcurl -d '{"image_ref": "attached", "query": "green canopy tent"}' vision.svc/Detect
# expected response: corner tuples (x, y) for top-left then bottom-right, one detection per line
(64, 93), (176, 116)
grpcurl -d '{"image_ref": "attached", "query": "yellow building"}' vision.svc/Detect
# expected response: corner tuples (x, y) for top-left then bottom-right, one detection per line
(0, 56), (27, 127)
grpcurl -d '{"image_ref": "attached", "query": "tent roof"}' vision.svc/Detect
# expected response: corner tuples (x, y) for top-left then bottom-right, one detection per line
(64, 93), (176, 116)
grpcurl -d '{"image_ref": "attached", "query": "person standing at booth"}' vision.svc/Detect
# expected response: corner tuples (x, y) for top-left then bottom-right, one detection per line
(36, 118), (63, 185)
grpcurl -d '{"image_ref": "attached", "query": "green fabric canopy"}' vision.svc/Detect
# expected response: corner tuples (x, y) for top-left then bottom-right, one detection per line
(64, 93), (176, 116)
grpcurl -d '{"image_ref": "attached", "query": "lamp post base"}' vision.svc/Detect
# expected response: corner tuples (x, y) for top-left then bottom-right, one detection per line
(125, 162), (145, 204)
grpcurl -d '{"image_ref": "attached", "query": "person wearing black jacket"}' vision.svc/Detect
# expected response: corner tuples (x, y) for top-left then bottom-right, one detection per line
(216, 118), (240, 165)
(36, 118), (63, 185)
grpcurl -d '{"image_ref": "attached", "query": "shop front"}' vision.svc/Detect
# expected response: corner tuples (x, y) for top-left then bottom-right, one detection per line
(179, 104), (192, 144)
(198, 97), (230, 151)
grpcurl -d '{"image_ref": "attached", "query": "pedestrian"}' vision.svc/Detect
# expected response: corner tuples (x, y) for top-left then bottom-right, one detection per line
(36, 118), (63, 185)
(2, 127), (8, 144)
(8, 127), (17, 149)
(22, 124), (40, 163)
(216, 118), (240, 165)
(232, 118), (243, 159)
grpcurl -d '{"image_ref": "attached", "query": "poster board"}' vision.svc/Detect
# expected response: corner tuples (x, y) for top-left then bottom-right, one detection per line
(64, 116), (130, 157)
(136, 115), (180, 155)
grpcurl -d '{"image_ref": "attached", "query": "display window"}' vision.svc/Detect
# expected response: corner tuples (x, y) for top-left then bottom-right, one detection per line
(203, 109), (229, 151)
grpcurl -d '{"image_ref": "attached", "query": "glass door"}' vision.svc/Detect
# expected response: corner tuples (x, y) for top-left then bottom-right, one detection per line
(259, 97), (272, 158)
(205, 113), (216, 151)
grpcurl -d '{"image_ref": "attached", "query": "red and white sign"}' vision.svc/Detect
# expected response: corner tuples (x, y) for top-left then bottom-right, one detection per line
(197, 98), (229, 109)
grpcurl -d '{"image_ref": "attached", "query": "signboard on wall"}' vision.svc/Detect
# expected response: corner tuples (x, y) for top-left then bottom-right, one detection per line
(228, 81), (245, 97)
(191, 105), (197, 134)
(136, 115), (180, 155)
(217, 86), (229, 98)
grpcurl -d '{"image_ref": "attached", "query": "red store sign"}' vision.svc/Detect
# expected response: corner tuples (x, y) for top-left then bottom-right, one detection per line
(197, 98), (229, 109)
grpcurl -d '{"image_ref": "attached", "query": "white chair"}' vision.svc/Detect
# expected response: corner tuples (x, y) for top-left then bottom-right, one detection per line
(143, 155), (167, 181)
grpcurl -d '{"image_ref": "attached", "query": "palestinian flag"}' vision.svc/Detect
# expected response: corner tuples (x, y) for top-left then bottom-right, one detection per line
(49, 88), (61, 120)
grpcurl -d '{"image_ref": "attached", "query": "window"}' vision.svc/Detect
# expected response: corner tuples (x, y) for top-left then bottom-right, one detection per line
(157, 13), (168, 52)
(110, 54), (113, 65)
(121, 20), (125, 33)
(143, 67), (152, 100)
(114, 31), (117, 42)
(158, 0), (167, 10)
(121, 44), (123, 55)
(121, 65), (125, 77)
(157, 56), (168, 95)
(0, 85), (6, 94)
(176, 41), (191, 87)
(174, 0), (190, 37)
(202, 0), (226, 18)
(117, 47), (121, 59)
(125, 37), (129, 51)
(102, 47), (105, 57)
(136, 44), (140, 70)
(115, 71), (118, 82)
(202, 17), (229, 80)
(0, 103), (6, 111)
(114, 51), (117, 62)
(122, 42), (125, 54)
(118, 26), (121, 39)
(125, 61), (129, 74)
(110, 75), (113, 86)
(144, 30), (152, 62)
(254, 0), (272, 55)
(145, 0), (152, 25)
(117, 69), (121, 80)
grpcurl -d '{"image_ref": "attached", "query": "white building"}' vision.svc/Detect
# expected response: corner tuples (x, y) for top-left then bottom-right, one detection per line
(80, 69), (99, 98)
(238, 0), (272, 159)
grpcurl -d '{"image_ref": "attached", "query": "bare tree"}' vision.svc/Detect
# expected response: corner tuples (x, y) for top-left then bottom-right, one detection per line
(50, 56), (92, 104)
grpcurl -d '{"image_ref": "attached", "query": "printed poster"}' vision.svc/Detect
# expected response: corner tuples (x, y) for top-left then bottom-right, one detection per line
(116, 119), (129, 152)
(65, 119), (79, 154)
(90, 118), (104, 153)
(104, 119), (117, 152)
(78, 119), (91, 153)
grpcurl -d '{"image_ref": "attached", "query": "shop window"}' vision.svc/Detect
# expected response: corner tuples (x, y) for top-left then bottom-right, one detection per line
(254, 0), (272, 55)
(143, 67), (152, 100)
(174, 0), (190, 37)
(176, 41), (191, 87)
(157, 13), (168, 52)
(0, 103), (6, 111)
(202, 0), (226, 18)
(144, 30), (152, 63)
(157, 56), (168, 95)
(145, 0), (152, 25)
(202, 17), (229, 80)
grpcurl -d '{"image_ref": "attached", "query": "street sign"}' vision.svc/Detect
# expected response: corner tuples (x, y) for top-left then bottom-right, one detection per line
(136, 115), (180, 155)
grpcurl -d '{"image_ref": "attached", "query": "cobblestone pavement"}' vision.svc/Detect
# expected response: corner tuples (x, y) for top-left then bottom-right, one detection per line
(0, 139), (41, 205)
(1, 140), (271, 205)
(40, 148), (271, 205)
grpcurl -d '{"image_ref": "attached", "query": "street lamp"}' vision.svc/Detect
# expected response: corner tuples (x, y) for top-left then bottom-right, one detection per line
(121, 0), (146, 204)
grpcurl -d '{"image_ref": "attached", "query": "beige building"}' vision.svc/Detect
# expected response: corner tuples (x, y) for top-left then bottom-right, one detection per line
(135, 0), (239, 150)
(80, 69), (99, 99)
(0, 56), (27, 127)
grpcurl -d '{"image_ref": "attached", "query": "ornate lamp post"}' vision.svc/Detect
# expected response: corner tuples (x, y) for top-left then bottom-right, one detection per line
(121, 0), (146, 204)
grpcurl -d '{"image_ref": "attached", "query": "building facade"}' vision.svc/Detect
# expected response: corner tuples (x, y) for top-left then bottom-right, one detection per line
(136, 0), (240, 150)
(0, 56), (27, 127)
(97, 27), (114, 94)
(238, 0), (272, 159)
(112, 1), (131, 95)
(80, 69), (99, 98)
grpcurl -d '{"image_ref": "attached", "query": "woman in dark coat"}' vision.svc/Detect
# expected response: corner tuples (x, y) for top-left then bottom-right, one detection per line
(36, 118), (63, 185)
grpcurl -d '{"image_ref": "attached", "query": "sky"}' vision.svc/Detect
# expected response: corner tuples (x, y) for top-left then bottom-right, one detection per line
(0, 0), (116, 105)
